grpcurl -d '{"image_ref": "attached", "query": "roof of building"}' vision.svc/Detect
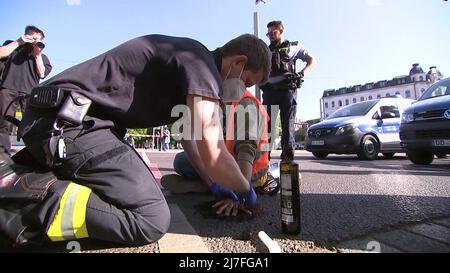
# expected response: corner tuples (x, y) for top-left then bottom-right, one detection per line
(322, 64), (436, 98)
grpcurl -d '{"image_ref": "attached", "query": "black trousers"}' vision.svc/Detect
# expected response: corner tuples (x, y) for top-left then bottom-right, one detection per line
(18, 106), (170, 246)
(0, 88), (26, 154)
(262, 88), (297, 153)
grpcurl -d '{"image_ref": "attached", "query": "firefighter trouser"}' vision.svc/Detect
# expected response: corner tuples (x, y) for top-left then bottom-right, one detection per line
(18, 106), (170, 246)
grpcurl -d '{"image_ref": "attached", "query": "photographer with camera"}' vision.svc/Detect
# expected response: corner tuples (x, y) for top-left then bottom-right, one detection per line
(260, 20), (316, 161)
(0, 25), (52, 155)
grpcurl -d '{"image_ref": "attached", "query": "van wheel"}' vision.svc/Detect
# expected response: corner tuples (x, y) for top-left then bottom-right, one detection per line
(407, 150), (434, 165)
(358, 135), (379, 160)
(312, 152), (328, 159)
(382, 153), (395, 159)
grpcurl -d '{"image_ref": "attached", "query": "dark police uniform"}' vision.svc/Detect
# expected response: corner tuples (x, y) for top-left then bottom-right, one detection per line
(0, 43), (52, 154)
(261, 40), (309, 159)
(14, 35), (223, 245)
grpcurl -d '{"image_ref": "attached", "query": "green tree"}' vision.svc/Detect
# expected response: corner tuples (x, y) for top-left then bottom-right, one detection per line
(127, 128), (150, 147)
(295, 130), (306, 142)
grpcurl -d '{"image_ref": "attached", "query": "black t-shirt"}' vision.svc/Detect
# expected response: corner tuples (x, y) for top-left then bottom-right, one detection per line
(43, 35), (223, 128)
(1, 45), (52, 93)
(0, 59), (5, 78)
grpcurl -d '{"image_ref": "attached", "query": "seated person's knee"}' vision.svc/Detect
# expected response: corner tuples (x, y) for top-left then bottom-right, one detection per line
(173, 152), (185, 174)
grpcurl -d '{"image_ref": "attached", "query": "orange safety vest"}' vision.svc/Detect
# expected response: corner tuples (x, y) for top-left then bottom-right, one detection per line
(225, 90), (270, 184)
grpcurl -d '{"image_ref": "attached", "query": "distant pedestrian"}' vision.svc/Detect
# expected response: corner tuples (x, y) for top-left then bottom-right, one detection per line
(162, 127), (170, 151)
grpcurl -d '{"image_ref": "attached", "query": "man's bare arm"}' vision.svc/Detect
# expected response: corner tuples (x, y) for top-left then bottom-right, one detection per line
(180, 139), (213, 186)
(33, 52), (46, 78)
(300, 53), (317, 76)
(187, 95), (250, 192)
(0, 35), (33, 59)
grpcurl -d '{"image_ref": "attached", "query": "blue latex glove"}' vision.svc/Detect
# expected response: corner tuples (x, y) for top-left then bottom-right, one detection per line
(236, 187), (257, 208)
(209, 182), (238, 201)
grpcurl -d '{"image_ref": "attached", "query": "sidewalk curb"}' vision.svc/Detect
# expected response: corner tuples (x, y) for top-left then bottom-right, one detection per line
(158, 204), (210, 253)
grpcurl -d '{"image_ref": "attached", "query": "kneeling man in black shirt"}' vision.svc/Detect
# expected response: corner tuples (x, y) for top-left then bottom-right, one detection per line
(0, 34), (270, 247)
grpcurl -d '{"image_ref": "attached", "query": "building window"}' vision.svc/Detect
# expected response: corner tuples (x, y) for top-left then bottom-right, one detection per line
(325, 102), (329, 108)
(368, 96), (373, 100)
(338, 100), (343, 107)
(360, 97), (365, 102)
(353, 98), (357, 103)
(386, 93), (391, 97)
(345, 99), (349, 105)
(332, 101), (335, 108)
(405, 90), (411, 98)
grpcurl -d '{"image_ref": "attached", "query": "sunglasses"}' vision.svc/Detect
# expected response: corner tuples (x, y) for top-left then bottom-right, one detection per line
(266, 29), (280, 37)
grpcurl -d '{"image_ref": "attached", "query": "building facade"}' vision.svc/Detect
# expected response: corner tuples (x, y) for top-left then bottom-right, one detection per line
(320, 64), (444, 120)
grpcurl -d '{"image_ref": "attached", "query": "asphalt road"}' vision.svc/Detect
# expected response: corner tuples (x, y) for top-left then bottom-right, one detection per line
(152, 149), (450, 253)
(1, 148), (448, 253)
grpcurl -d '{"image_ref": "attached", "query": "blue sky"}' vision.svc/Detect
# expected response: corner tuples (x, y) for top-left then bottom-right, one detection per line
(1, 0), (449, 121)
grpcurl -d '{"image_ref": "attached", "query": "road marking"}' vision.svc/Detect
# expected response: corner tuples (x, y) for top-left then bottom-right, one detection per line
(139, 150), (162, 185)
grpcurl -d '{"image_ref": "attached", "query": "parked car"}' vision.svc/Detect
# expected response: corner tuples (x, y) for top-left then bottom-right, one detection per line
(400, 77), (450, 164)
(306, 97), (415, 160)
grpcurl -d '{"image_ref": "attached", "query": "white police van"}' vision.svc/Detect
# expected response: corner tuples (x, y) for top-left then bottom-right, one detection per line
(306, 97), (415, 160)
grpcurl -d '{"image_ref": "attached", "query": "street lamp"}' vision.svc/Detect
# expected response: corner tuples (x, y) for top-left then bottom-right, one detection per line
(254, 11), (261, 101)
(254, 0), (267, 101)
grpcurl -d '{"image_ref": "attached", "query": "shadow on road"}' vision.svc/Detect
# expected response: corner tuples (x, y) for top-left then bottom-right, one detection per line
(165, 191), (450, 251)
(301, 155), (450, 177)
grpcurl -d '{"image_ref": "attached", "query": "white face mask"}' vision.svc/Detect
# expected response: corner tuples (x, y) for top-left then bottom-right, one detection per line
(221, 65), (246, 102)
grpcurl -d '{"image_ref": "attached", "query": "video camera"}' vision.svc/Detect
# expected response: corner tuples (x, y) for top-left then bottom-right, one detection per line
(33, 37), (45, 49)
(285, 72), (304, 89)
(260, 72), (305, 92)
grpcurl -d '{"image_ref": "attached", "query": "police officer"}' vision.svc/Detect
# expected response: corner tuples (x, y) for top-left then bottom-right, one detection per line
(261, 20), (317, 160)
(0, 34), (271, 246)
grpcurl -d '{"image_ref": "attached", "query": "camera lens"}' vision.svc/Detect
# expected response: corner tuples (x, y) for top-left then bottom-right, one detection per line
(35, 41), (45, 49)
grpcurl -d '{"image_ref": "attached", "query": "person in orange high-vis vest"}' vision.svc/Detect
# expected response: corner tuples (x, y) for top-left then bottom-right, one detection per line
(163, 89), (279, 216)
(225, 90), (279, 194)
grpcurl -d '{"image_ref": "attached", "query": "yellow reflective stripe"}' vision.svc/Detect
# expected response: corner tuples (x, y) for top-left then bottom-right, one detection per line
(47, 183), (92, 241)
(73, 185), (91, 239)
(47, 183), (76, 242)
